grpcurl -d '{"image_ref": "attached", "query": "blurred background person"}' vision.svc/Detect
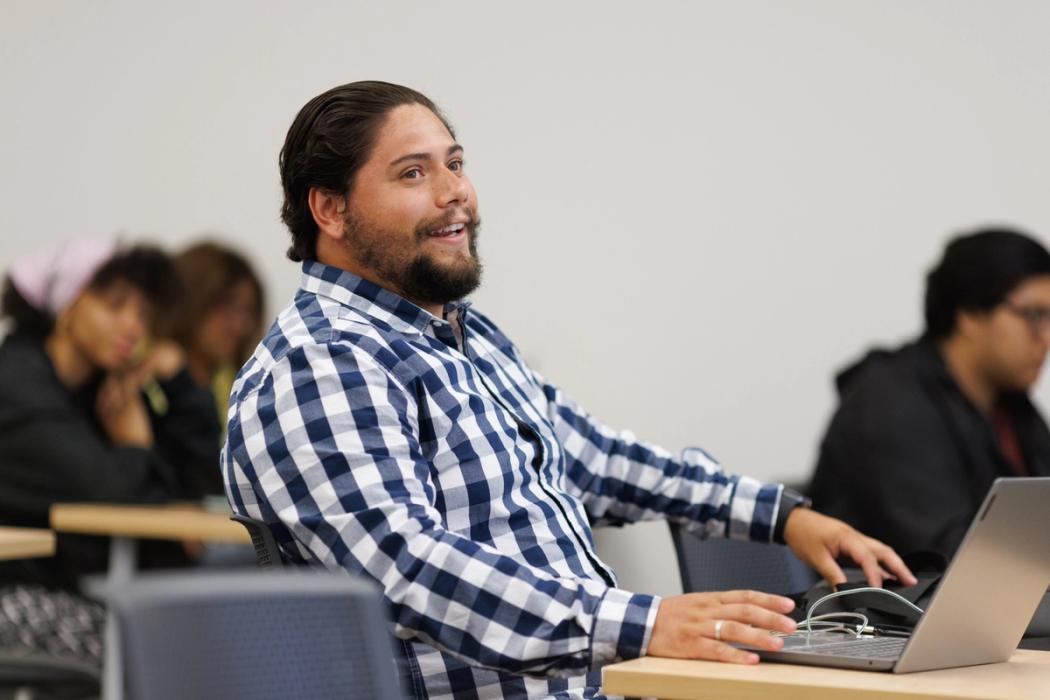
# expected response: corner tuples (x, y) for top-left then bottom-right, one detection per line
(156, 240), (264, 498)
(808, 228), (1050, 560)
(0, 238), (219, 675)
(0, 238), (212, 589)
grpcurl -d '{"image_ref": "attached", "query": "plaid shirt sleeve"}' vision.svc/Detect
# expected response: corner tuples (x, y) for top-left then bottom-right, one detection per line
(533, 372), (782, 542)
(227, 340), (657, 677)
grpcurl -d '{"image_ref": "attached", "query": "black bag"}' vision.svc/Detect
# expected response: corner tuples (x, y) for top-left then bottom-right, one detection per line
(790, 552), (948, 635)
(789, 551), (1050, 645)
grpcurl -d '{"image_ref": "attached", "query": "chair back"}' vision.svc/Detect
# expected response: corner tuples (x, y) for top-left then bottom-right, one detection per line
(230, 514), (284, 568)
(669, 523), (818, 595)
(0, 651), (99, 697)
(112, 570), (401, 700)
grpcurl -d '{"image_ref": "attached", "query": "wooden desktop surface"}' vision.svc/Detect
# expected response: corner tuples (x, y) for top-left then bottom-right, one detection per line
(601, 650), (1050, 700)
(0, 527), (56, 560)
(49, 503), (251, 544)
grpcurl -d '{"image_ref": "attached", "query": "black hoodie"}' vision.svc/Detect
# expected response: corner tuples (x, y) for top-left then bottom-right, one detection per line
(0, 332), (220, 590)
(807, 337), (1050, 559)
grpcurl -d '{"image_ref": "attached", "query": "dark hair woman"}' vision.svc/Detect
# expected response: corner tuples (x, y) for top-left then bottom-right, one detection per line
(0, 238), (219, 679)
(157, 240), (264, 496)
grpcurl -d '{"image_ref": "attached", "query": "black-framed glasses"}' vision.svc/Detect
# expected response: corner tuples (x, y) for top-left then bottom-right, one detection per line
(1002, 302), (1050, 334)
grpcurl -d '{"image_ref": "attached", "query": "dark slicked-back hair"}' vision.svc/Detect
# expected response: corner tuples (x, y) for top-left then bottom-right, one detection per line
(279, 81), (454, 262)
(924, 227), (1050, 339)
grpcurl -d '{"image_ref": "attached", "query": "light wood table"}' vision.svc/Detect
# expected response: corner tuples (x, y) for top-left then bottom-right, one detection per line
(0, 526), (56, 560)
(602, 650), (1050, 700)
(50, 502), (251, 700)
(50, 503), (251, 544)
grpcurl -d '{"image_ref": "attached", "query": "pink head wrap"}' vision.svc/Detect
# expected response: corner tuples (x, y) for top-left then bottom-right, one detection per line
(8, 238), (119, 317)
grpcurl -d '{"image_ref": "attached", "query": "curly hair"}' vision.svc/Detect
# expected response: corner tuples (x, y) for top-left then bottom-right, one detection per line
(2, 244), (179, 338)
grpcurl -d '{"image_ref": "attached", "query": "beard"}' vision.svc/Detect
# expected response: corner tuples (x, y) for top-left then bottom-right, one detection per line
(343, 208), (483, 307)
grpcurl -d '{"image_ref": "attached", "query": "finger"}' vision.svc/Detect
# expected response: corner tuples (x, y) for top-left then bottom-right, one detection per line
(714, 590), (795, 614)
(868, 539), (917, 586)
(96, 383), (118, 415)
(118, 369), (145, 392)
(810, 549), (847, 588)
(688, 635), (760, 664)
(717, 604), (797, 635)
(110, 385), (131, 411)
(712, 619), (787, 653)
(839, 537), (886, 588)
(860, 559), (884, 588)
(129, 363), (156, 388)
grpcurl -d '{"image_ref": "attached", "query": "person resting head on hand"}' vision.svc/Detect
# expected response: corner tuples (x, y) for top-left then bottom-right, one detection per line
(0, 238), (221, 589)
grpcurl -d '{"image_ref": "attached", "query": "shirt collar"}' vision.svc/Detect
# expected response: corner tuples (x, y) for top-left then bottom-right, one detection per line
(300, 260), (472, 336)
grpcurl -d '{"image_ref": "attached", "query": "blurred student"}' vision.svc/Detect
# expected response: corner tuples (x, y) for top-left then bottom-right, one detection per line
(158, 241), (264, 496)
(808, 228), (1050, 559)
(0, 239), (218, 593)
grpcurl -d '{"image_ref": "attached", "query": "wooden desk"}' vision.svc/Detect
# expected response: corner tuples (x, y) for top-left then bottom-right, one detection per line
(602, 650), (1050, 700)
(50, 503), (250, 544)
(0, 526), (55, 560)
(50, 502), (250, 700)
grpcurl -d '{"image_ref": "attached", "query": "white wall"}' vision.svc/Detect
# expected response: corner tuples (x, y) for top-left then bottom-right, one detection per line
(4, 1), (1050, 597)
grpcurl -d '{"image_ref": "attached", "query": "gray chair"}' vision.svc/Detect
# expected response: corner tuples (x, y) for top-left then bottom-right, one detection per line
(111, 571), (401, 700)
(230, 514), (284, 569)
(0, 653), (99, 700)
(669, 523), (818, 595)
(0, 584), (103, 700)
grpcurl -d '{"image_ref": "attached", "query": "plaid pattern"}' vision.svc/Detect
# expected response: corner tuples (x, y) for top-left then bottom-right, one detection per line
(223, 261), (782, 699)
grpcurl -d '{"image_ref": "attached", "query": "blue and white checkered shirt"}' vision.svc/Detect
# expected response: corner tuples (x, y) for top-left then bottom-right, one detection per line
(223, 261), (782, 700)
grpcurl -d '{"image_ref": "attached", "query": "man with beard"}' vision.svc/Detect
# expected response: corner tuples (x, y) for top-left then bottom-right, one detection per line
(223, 81), (914, 700)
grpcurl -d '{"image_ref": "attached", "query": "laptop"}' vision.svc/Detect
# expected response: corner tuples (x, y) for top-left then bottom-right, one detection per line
(752, 477), (1050, 672)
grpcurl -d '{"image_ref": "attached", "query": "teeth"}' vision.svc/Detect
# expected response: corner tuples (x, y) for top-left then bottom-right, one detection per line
(435, 223), (465, 235)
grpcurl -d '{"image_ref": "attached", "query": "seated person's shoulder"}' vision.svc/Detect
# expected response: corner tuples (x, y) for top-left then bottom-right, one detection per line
(0, 333), (69, 411)
(832, 340), (946, 433)
(232, 302), (401, 397)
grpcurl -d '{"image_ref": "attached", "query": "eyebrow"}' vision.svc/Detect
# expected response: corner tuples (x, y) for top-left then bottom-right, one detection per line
(388, 144), (463, 168)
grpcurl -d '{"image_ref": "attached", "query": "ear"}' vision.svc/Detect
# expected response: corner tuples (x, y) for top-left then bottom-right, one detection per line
(308, 187), (348, 244)
(52, 309), (69, 335)
(954, 308), (988, 340)
(52, 297), (79, 335)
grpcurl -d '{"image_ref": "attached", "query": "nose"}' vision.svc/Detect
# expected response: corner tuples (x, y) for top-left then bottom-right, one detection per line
(120, 303), (149, 343)
(1038, 326), (1050, 352)
(434, 167), (470, 208)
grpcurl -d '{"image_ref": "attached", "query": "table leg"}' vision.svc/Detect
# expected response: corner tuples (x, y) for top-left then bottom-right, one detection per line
(102, 537), (137, 700)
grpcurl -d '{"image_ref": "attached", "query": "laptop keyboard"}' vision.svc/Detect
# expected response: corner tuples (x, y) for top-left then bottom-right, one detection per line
(779, 635), (908, 660)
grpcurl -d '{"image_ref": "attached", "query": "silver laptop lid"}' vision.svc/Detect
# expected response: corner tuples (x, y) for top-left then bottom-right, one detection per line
(895, 477), (1050, 673)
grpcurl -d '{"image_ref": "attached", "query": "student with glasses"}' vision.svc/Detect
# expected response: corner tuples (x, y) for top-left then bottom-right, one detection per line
(809, 228), (1050, 560)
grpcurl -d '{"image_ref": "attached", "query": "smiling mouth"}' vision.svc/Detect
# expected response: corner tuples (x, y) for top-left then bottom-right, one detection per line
(429, 222), (467, 238)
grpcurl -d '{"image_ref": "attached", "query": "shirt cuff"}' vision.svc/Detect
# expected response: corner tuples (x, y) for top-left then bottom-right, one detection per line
(730, 477), (781, 544)
(589, 587), (661, 668)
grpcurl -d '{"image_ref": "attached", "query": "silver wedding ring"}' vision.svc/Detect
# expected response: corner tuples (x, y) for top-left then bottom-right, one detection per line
(713, 619), (725, 642)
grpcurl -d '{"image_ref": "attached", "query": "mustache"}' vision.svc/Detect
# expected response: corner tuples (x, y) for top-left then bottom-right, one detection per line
(414, 208), (482, 243)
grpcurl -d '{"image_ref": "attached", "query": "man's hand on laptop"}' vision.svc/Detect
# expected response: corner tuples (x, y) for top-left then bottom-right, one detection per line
(783, 508), (918, 588)
(647, 590), (797, 664)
